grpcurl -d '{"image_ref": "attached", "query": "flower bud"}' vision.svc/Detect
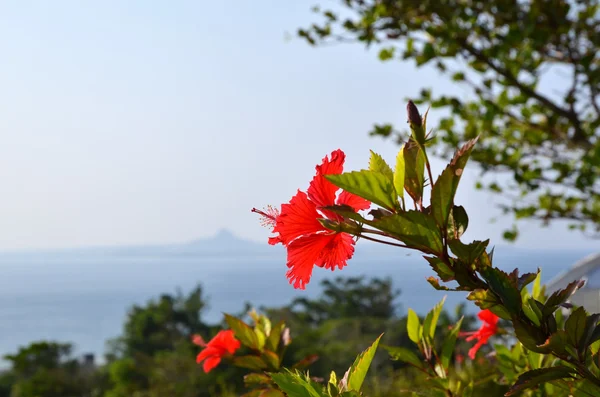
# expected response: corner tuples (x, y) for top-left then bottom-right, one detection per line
(406, 100), (422, 127)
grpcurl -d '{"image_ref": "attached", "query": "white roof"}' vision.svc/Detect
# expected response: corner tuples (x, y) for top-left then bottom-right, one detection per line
(546, 253), (600, 294)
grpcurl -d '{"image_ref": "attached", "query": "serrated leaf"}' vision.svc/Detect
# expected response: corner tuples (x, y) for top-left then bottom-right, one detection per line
(372, 211), (443, 255)
(518, 271), (539, 291)
(441, 317), (463, 370)
(347, 334), (383, 392)
(424, 256), (454, 281)
(369, 150), (393, 180)
(447, 205), (469, 240)
(565, 306), (587, 349)
(233, 355), (268, 370)
(505, 367), (577, 396)
(403, 138), (425, 205)
(244, 373), (272, 387)
(292, 354), (319, 370)
(423, 297), (446, 340)
(513, 319), (550, 353)
(479, 267), (522, 315)
(430, 138), (478, 230)
(326, 170), (397, 211)
(383, 345), (424, 369)
(394, 144), (406, 202)
(582, 314), (600, 352)
(407, 309), (421, 344)
(225, 313), (260, 349)
(427, 277), (457, 291)
(544, 280), (585, 316)
(448, 239), (489, 267)
(538, 330), (568, 356)
(262, 349), (280, 369)
(270, 371), (323, 397)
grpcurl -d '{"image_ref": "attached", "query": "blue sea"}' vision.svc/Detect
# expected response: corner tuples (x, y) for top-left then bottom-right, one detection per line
(0, 243), (595, 367)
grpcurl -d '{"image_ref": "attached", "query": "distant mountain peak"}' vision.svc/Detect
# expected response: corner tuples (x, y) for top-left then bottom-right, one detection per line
(213, 229), (237, 240)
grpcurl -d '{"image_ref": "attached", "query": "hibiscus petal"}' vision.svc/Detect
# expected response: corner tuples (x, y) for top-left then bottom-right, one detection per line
(337, 190), (371, 211)
(285, 233), (338, 289)
(478, 309), (499, 325)
(196, 346), (219, 363)
(315, 232), (355, 271)
(307, 149), (345, 210)
(202, 356), (222, 373)
(273, 191), (323, 245)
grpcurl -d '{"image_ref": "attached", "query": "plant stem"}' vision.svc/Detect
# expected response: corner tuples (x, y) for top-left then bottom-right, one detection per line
(358, 234), (409, 249)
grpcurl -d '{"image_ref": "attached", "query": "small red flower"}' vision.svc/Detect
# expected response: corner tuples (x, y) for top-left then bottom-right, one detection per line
(253, 149), (370, 289)
(194, 330), (241, 373)
(460, 309), (499, 359)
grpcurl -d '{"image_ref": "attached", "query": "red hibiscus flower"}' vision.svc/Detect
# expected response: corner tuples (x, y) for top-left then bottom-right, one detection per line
(460, 309), (499, 359)
(253, 149), (370, 289)
(193, 330), (241, 373)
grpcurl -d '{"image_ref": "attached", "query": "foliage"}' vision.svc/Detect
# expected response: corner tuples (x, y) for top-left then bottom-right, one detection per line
(2, 342), (97, 397)
(298, 0), (600, 239)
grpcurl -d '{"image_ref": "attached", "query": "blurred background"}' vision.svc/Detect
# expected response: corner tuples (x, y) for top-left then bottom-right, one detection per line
(0, 1), (598, 396)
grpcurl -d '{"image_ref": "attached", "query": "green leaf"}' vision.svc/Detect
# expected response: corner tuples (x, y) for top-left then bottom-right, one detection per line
(270, 371), (323, 397)
(394, 144), (406, 202)
(462, 381), (474, 397)
(518, 271), (539, 291)
(233, 355), (268, 370)
(258, 389), (286, 397)
(447, 205), (469, 240)
(448, 239), (489, 267)
(244, 373), (272, 387)
(407, 309), (421, 344)
(423, 297), (446, 340)
(372, 211), (443, 254)
(581, 314), (600, 354)
(430, 137), (478, 230)
(403, 138), (425, 205)
(522, 296), (541, 326)
(537, 330), (568, 355)
(532, 271), (543, 300)
(513, 319), (549, 353)
(479, 267), (522, 315)
(369, 150), (393, 180)
(565, 306), (587, 349)
(424, 256), (454, 281)
(347, 334), (383, 392)
(427, 277), (453, 291)
(225, 314), (260, 349)
(266, 320), (285, 351)
(383, 345), (424, 369)
(505, 367), (577, 396)
(441, 317), (463, 370)
(326, 170), (397, 211)
(255, 328), (266, 350)
(261, 350), (280, 369)
(544, 280), (585, 316)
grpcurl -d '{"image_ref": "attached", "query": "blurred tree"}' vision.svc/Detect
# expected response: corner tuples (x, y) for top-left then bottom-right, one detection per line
(108, 285), (209, 359)
(298, 0), (600, 239)
(3, 342), (94, 397)
(287, 276), (400, 325)
(104, 284), (245, 397)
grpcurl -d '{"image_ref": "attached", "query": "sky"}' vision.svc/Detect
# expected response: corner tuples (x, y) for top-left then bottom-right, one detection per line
(0, 1), (597, 251)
